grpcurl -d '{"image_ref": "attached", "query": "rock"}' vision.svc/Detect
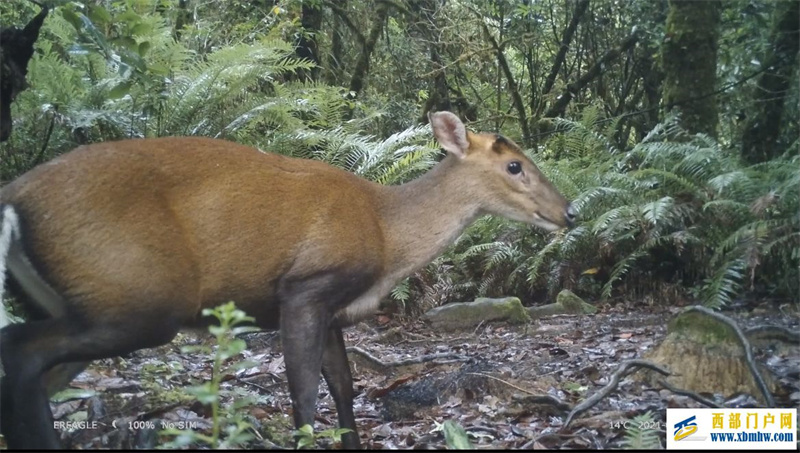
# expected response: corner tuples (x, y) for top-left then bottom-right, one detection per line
(422, 297), (530, 331)
(527, 290), (597, 319)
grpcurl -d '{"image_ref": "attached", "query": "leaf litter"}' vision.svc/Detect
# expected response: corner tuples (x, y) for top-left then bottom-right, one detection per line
(42, 299), (798, 449)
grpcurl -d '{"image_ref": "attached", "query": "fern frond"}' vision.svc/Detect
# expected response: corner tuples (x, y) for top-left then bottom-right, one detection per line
(702, 258), (746, 308)
(602, 249), (648, 299)
(622, 412), (662, 449)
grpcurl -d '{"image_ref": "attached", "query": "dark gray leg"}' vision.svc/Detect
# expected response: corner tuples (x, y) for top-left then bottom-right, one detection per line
(321, 326), (360, 449)
(279, 296), (328, 439)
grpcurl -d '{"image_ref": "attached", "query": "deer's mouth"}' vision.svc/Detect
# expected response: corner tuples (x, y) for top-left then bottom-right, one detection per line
(532, 212), (563, 232)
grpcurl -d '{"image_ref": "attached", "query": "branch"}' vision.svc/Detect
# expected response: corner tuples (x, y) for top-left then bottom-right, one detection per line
(346, 346), (469, 370)
(745, 324), (800, 344)
(376, 0), (411, 16)
(657, 379), (722, 408)
(563, 359), (670, 428)
(543, 29), (640, 119)
(541, 0), (590, 97)
(468, 5), (531, 145)
(324, 1), (365, 47)
(347, 1), (390, 98)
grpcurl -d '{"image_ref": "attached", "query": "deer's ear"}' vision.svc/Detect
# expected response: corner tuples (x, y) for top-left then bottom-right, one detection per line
(429, 111), (469, 159)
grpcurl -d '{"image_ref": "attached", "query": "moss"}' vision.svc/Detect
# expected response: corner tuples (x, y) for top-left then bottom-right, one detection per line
(661, 0), (721, 136)
(556, 289), (597, 314)
(668, 311), (738, 345)
(423, 297), (530, 330)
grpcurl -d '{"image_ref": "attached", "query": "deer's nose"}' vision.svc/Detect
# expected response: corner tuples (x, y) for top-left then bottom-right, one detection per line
(565, 204), (577, 228)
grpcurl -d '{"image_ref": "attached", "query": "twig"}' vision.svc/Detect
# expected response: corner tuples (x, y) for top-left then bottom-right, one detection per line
(473, 320), (486, 336)
(28, 110), (55, 167)
(657, 379), (721, 408)
(236, 378), (284, 393)
(685, 306), (774, 407)
(511, 394), (572, 413)
(345, 346), (468, 370)
(465, 372), (535, 396)
(563, 359), (670, 428)
(745, 324), (800, 344)
(522, 432), (579, 449)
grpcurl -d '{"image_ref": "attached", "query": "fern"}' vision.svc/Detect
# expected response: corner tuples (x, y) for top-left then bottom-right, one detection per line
(622, 412), (662, 449)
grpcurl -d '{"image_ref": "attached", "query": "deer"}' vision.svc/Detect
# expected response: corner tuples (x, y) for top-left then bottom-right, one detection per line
(0, 111), (574, 449)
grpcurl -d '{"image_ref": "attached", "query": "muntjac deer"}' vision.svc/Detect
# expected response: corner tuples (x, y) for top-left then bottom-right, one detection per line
(0, 111), (574, 449)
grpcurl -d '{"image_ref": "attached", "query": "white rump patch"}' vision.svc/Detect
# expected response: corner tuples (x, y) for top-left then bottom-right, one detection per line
(0, 205), (21, 329)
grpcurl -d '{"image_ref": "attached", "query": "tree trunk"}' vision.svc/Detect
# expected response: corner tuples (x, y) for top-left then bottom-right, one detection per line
(644, 309), (777, 406)
(173, 0), (192, 41)
(741, 0), (799, 164)
(326, 2), (345, 85)
(471, 5), (531, 146)
(295, 1), (323, 81)
(410, 0), (454, 122)
(348, 1), (390, 99)
(661, 0), (721, 137)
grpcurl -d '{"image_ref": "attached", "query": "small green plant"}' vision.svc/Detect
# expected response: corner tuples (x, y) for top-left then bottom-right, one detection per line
(293, 424), (352, 449)
(621, 411), (662, 449)
(429, 420), (474, 449)
(160, 301), (260, 449)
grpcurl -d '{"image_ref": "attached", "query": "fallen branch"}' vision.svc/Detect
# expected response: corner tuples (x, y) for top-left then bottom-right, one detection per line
(522, 432), (579, 449)
(745, 324), (800, 344)
(657, 379), (721, 408)
(563, 359), (670, 428)
(685, 306), (774, 407)
(346, 346), (469, 370)
(511, 394), (572, 414)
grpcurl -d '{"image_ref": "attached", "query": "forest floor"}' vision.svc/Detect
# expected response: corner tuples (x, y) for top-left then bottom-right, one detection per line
(43, 299), (799, 450)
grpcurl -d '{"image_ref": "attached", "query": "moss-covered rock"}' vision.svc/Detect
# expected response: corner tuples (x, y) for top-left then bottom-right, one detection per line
(422, 297), (530, 331)
(527, 290), (597, 319)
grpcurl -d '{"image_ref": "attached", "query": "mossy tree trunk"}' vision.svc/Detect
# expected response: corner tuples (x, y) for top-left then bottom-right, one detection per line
(410, 0), (452, 122)
(347, 1), (390, 99)
(741, 0), (799, 164)
(294, 1), (323, 82)
(661, 0), (721, 137)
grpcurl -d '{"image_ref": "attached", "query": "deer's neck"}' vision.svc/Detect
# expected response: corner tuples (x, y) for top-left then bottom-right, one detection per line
(377, 157), (481, 278)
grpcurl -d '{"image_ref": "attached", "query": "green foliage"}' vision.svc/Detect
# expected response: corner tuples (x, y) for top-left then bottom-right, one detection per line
(293, 424), (352, 449)
(622, 412), (662, 449)
(160, 301), (260, 449)
(424, 114), (798, 308)
(283, 122), (440, 184)
(429, 420), (474, 450)
(0, 0), (343, 180)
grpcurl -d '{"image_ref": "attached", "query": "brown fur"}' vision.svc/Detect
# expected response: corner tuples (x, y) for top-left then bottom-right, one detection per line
(3, 137), (386, 328)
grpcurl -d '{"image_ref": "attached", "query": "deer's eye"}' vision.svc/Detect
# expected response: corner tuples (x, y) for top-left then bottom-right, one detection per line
(507, 161), (522, 175)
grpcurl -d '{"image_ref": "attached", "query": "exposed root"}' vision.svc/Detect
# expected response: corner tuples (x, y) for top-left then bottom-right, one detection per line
(346, 346), (468, 370)
(745, 324), (800, 344)
(657, 379), (721, 408)
(563, 359), (670, 428)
